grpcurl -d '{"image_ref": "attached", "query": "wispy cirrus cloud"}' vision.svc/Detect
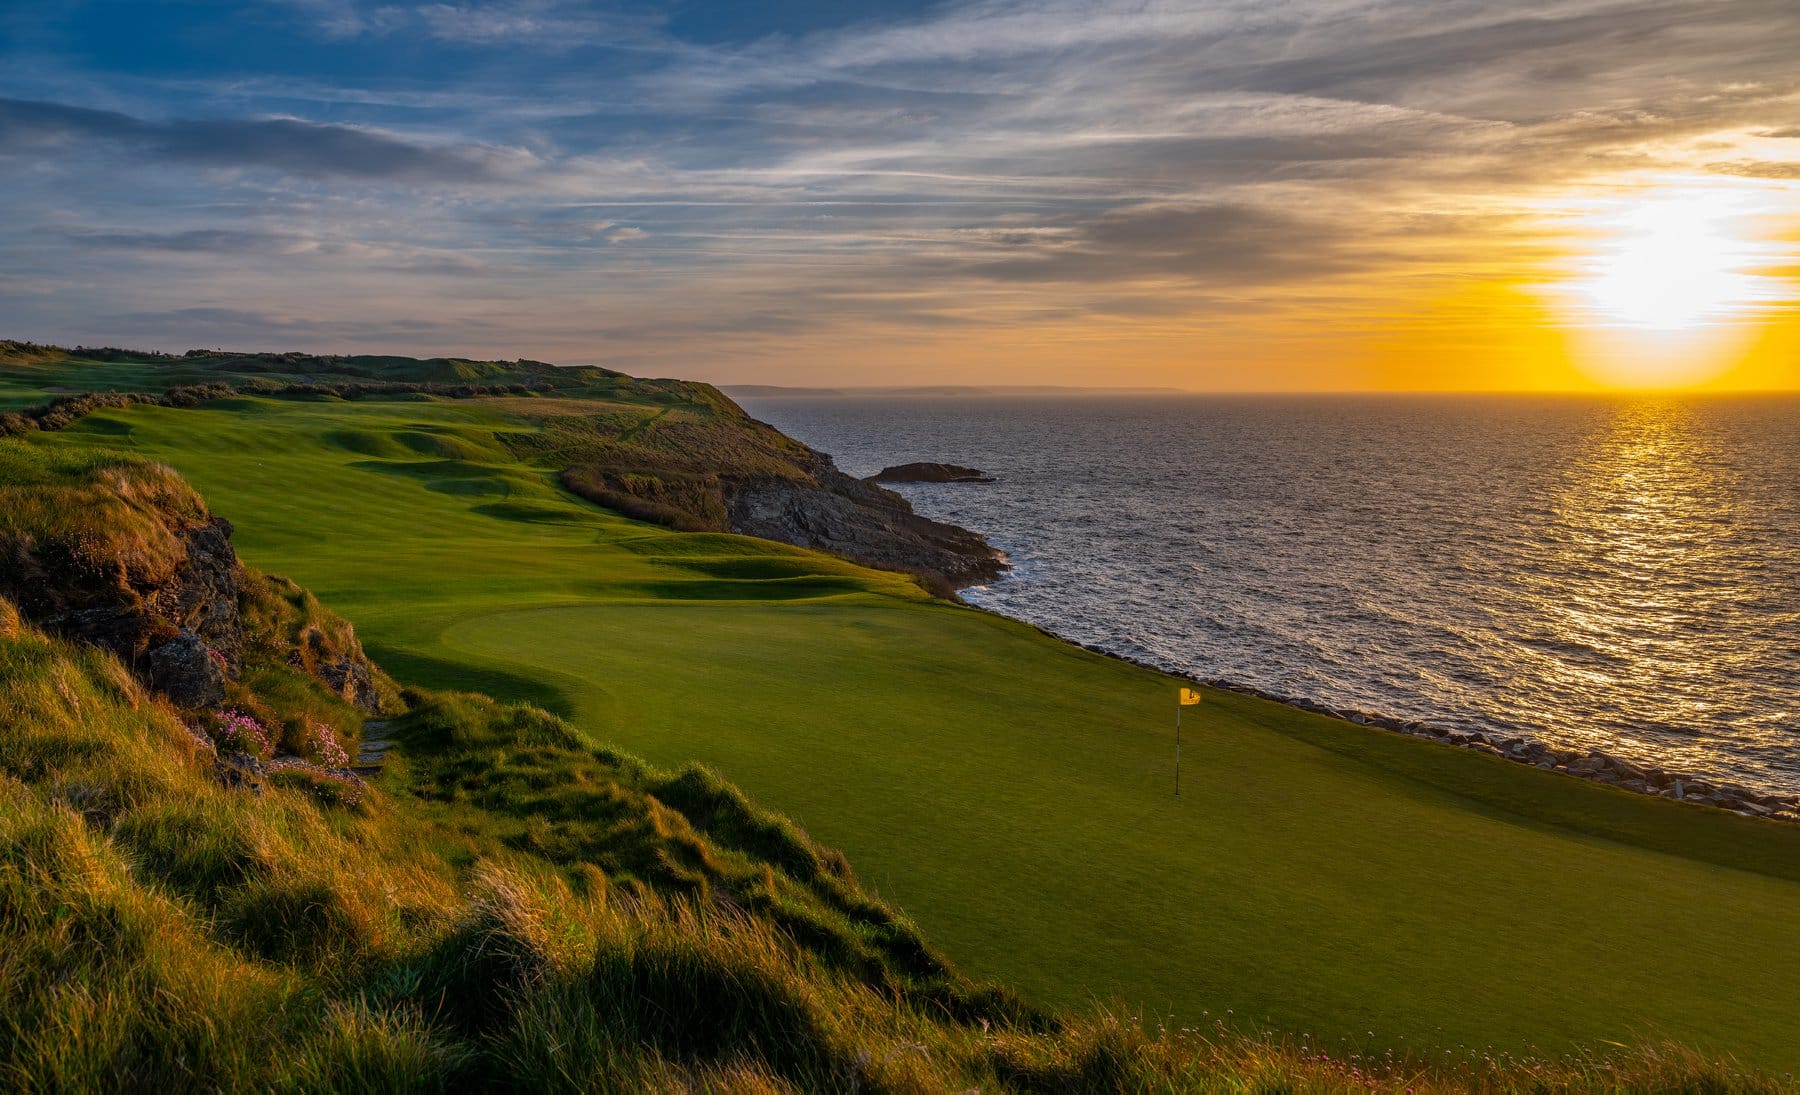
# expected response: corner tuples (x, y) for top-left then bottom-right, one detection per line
(96, 305), (501, 343)
(60, 227), (306, 253)
(271, 0), (669, 48)
(0, 97), (532, 181)
(415, 1), (666, 47)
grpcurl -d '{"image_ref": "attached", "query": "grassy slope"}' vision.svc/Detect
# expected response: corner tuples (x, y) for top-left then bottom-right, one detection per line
(0, 590), (1071, 1092)
(5, 607), (1759, 1093)
(31, 391), (1800, 1070)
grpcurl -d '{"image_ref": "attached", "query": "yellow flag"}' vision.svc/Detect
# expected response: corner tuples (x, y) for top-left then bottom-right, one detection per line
(1178, 687), (1203, 706)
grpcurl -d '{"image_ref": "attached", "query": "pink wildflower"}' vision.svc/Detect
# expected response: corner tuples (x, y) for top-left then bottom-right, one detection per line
(307, 721), (350, 768)
(213, 708), (271, 758)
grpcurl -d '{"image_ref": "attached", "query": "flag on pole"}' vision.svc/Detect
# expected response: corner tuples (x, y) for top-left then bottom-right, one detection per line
(1173, 687), (1200, 797)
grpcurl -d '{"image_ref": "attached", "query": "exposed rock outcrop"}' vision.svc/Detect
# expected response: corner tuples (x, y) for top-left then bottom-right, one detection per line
(869, 462), (996, 484)
(164, 517), (246, 659)
(14, 510), (247, 676)
(1, 457), (390, 712)
(725, 453), (1008, 588)
(146, 631), (229, 707)
(214, 751), (268, 796)
(306, 628), (381, 713)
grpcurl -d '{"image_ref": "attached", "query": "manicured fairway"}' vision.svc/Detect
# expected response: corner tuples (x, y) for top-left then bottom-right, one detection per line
(43, 394), (1800, 1068)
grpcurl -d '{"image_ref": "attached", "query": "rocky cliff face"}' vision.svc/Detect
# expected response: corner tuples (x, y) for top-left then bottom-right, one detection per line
(22, 517), (245, 706)
(554, 415), (1009, 588)
(0, 456), (386, 713)
(725, 452), (1007, 589)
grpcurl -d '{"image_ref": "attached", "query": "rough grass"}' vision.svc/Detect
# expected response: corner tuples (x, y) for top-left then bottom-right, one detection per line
(240, 568), (403, 716)
(388, 691), (998, 1017)
(560, 463), (730, 532)
(0, 446), (207, 614)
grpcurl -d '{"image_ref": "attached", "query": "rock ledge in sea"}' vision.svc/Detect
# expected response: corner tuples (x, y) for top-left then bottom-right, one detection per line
(726, 453), (1008, 589)
(869, 462), (996, 484)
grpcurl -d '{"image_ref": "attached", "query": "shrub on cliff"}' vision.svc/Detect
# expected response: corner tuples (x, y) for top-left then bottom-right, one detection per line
(240, 570), (401, 715)
(559, 464), (729, 532)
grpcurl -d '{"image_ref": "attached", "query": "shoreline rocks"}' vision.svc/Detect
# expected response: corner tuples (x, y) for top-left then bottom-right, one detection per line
(725, 452), (1009, 589)
(1236, 686), (1800, 822)
(1031, 629), (1800, 825)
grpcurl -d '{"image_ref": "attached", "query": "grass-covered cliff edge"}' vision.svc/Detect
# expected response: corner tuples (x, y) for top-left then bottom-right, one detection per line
(3, 343), (1799, 1090)
(0, 342), (1005, 590)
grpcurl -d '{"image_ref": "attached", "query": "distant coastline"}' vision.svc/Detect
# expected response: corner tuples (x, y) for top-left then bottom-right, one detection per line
(721, 383), (1188, 398)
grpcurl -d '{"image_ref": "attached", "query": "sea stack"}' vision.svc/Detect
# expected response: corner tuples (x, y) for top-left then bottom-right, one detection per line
(869, 462), (996, 484)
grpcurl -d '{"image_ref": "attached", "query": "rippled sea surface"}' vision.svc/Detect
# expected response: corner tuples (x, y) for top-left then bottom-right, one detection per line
(741, 394), (1800, 795)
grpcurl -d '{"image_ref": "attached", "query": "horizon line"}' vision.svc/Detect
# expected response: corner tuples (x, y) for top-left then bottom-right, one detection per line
(11, 337), (1796, 397)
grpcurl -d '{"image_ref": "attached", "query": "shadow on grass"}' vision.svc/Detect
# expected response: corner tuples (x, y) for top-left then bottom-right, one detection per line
(362, 642), (575, 718)
(471, 500), (593, 525)
(624, 577), (869, 601)
(1226, 692), (1800, 884)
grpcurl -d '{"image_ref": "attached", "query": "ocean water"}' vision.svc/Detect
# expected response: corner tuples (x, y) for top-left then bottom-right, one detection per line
(740, 394), (1800, 795)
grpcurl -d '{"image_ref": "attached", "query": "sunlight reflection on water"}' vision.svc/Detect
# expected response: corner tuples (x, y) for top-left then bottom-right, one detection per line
(744, 393), (1800, 795)
(1502, 400), (1799, 775)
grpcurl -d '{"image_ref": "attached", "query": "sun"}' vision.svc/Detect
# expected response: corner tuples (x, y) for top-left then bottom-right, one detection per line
(1576, 189), (1762, 331)
(1544, 178), (1793, 388)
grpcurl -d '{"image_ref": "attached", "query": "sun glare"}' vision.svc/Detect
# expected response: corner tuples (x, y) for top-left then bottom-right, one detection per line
(1546, 178), (1795, 388)
(1577, 190), (1761, 331)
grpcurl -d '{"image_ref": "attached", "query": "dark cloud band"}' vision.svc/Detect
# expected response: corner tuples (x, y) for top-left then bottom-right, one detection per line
(0, 97), (511, 181)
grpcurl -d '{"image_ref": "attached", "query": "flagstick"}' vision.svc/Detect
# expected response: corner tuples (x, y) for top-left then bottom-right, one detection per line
(1175, 701), (1182, 798)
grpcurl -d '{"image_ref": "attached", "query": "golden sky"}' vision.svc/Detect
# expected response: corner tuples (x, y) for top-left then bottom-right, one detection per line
(2, 1), (1798, 390)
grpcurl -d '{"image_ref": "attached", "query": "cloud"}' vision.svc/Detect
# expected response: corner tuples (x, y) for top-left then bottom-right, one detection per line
(1710, 160), (1800, 179)
(49, 224), (503, 280)
(62, 228), (304, 253)
(958, 202), (1363, 286)
(271, 0), (668, 48)
(8, 0), (1800, 382)
(415, 1), (664, 47)
(0, 97), (524, 181)
(264, 0), (407, 40)
(94, 305), (498, 342)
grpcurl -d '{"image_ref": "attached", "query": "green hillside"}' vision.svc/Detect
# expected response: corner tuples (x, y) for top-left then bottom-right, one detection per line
(5, 346), (1800, 1083)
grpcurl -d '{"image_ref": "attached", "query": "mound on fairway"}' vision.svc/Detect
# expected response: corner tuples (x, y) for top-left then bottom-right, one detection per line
(10, 346), (1800, 1073)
